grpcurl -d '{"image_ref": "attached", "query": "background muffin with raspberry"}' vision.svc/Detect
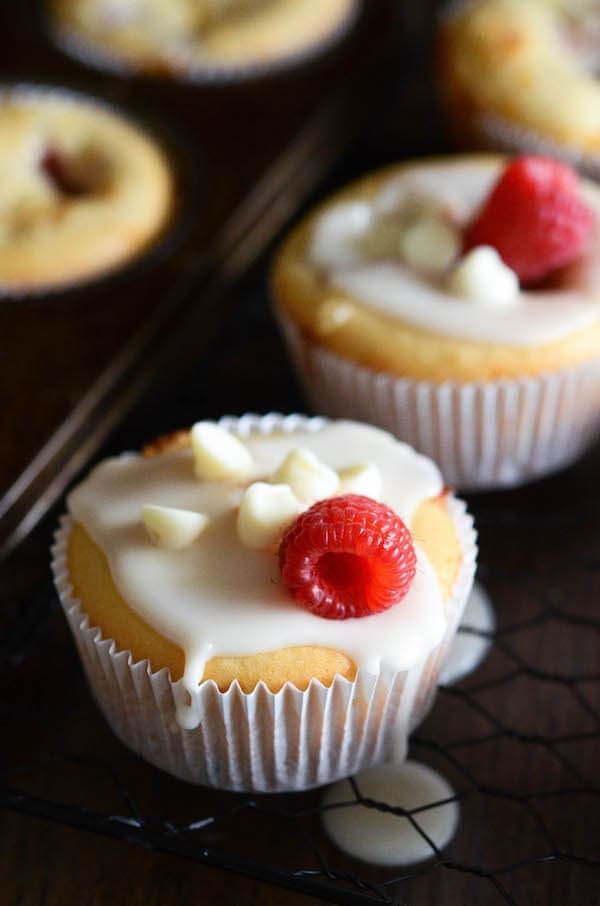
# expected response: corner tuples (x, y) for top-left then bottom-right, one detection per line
(0, 84), (174, 295)
(272, 154), (600, 489)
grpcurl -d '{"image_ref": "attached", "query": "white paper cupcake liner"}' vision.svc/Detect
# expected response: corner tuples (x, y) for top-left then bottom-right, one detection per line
(278, 318), (600, 491)
(50, 415), (476, 793)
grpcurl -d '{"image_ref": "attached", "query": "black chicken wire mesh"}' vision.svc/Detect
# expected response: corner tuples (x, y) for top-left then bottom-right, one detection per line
(2, 277), (600, 905)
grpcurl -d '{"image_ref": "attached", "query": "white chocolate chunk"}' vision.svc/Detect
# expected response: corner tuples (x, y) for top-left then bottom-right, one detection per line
(338, 463), (383, 499)
(191, 422), (254, 481)
(399, 214), (461, 273)
(311, 201), (372, 269)
(142, 505), (209, 551)
(271, 447), (340, 504)
(237, 482), (302, 550)
(447, 246), (519, 306)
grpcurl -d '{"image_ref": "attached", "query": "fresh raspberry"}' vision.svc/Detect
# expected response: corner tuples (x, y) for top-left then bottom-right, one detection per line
(41, 148), (87, 196)
(464, 156), (595, 285)
(278, 494), (416, 620)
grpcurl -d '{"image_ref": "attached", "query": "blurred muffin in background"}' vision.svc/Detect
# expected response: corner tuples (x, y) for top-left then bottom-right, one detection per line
(0, 85), (174, 296)
(272, 154), (600, 490)
(51, 0), (361, 81)
(438, 0), (600, 179)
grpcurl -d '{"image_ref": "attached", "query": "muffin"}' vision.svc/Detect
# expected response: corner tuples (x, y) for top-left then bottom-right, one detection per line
(0, 85), (174, 295)
(52, 414), (476, 792)
(272, 154), (600, 490)
(51, 0), (360, 81)
(437, 0), (600, 179)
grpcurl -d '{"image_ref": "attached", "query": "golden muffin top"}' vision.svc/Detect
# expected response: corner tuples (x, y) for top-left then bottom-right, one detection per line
(0, 86), (174, 292)
(439, 0), (600, 154)
(65, 417), (473, 713)
(272, 156), (600, 380)
(52, 0), (358, 77)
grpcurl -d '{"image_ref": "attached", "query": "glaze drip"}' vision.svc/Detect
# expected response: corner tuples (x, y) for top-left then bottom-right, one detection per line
(321, 760), (459, 865)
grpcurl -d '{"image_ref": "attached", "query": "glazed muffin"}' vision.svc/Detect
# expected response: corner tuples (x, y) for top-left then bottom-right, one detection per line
(52, 414), (476, 792)
(51, 0), (360, 80)
(438, 0), (600, 178)
(0, 86), (174, 294)
(272, 155), (600, 489)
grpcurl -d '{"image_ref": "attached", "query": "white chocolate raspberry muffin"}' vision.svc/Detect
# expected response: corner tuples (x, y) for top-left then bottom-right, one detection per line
(51, 0), (360, 80)
(0, 86), (174, 294)
(272, 155), (600, 489)
(438, 0), (600, 178)
(52, 414), (476, 792)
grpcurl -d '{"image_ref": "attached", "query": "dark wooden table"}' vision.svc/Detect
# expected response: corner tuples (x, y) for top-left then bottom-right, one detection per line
(2, 3), (600, 904)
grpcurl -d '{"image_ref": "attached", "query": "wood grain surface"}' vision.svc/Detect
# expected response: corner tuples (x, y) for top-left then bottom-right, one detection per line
(2, 812), (329, 906)
(2, 1), (599, 904)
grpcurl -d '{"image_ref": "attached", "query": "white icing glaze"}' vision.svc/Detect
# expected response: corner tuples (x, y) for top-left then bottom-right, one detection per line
(439, 582), (495, 686)
(321, 760), (459, 866)
(67, 419), (448, 727)
(309, 160), (600, 346)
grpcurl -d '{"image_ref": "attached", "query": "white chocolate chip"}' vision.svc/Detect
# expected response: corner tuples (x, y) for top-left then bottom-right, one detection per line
(142, 505), (209, 551)
(237, 482), (302, 550)
(191, 422), (254, 481)
(447, 246), (519, 306)
(311, 201), (373, 269)
(399, 214), (461, 273)
(338, 463), (383, 499)
(271, 448), (340, 504)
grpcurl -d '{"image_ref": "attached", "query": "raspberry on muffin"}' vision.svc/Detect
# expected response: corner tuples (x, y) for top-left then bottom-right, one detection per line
(464, 156), (594, 285)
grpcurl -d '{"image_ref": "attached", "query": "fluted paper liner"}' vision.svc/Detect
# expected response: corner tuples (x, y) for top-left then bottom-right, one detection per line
(278, 317), (600, 491)
(51, 416), (476, 793)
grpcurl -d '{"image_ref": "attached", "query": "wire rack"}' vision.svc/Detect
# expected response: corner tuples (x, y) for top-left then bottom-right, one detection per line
(2, 279), (600, 905)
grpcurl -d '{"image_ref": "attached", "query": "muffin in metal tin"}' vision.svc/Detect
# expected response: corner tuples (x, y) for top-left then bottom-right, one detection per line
(0, 85), (175, 296)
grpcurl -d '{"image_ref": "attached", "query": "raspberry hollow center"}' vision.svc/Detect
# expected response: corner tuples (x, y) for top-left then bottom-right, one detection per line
(317, 551), (370, 595)
(279, 494), (417, 620)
